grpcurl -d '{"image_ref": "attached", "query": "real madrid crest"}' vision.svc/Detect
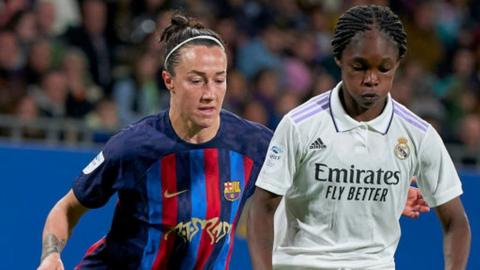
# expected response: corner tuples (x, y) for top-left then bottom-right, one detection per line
(394, 137), (410, 160)
(224, 181), (241, 201)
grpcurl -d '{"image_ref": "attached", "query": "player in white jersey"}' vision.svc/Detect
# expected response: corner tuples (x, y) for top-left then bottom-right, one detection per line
(247, 5), (471, 270)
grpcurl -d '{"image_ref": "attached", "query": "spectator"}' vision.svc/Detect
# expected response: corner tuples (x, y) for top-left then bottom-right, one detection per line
(236, 23), (284, 79)
(403, 0), (444, 72)
(452, 114), (480, 168)
(24, 38), (53, 86)
(62, 48), (102, 119)
(63, 0), (116, 94)
(0, 30), (26, 113)
(86, 98), (119, 143)
(15, 94), (45, 139)
(30, 69), (68, 118)
(113, 51), (167, 127)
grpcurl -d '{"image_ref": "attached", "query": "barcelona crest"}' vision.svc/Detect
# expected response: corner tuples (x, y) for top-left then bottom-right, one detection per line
(224, 181), (241, 201)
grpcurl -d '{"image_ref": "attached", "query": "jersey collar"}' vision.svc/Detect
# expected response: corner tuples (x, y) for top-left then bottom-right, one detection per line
(329, 81), (394, 135)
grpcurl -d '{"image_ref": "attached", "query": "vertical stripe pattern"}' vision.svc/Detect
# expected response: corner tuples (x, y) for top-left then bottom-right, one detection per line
(152, 154), (178, 269)
(142, 150), (255, 270)
(194, 149), (221, 269)
(141, 162), (163, 268)
(179, 150), (207, 270)
(224, 156), (254, 270)
(213, 152), (252, 269)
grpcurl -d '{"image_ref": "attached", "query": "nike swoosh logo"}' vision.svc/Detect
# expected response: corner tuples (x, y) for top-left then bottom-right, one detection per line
(164, 189), (189, 198)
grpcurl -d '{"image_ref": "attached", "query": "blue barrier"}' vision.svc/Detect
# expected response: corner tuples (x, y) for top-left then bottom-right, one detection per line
(0, 145), (477, 269)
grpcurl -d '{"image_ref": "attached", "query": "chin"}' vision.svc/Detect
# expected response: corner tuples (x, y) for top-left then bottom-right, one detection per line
(193, 118), (216, 129)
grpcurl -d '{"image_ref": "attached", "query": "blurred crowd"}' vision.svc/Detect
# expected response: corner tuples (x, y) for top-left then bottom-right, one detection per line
(0, 0), (480, 168)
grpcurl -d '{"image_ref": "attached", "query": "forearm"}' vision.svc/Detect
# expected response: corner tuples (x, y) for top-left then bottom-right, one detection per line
(247, 204), (276, 270)
(41, 206), (70, 260)
(247, 188), (282, 270)
(443, 214), (471, 270)
(41, 190), (87, 261)
(435, 197), (471, 270)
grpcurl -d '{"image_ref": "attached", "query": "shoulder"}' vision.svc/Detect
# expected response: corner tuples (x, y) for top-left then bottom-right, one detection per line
(219, 110), (273, 162)
(103, 113), (164, 161)
(278, 91), (332, 135)
(221, 110), (273, 142)
(391, 99), (431, 134)
(285, 91), (332, 125)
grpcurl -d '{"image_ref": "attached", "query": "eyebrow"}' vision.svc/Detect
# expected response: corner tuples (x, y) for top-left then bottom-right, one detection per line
(188, 70), (226, 76)
(351, 57), (394, 64)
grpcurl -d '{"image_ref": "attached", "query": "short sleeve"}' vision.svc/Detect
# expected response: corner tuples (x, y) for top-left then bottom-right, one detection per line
(72, 136), (123, 208)
(255, 116), (301, 195)
(416, 126), (463, 207)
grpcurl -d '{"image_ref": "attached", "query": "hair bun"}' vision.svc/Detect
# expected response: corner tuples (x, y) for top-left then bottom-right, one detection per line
(171, 14), (189, 29)
(160, 12), (206, 42)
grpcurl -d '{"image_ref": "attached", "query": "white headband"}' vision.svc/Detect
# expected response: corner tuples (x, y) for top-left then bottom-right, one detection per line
(164, 35), (225, 69)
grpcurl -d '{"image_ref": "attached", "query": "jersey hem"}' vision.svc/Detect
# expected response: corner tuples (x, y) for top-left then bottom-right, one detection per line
(72, 185), (102, 209)
(426, 184), (463, 207)
(255, 180), (287, 196)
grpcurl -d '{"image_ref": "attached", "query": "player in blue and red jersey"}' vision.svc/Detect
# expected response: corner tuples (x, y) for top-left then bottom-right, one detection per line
(37, 13), (272, 270)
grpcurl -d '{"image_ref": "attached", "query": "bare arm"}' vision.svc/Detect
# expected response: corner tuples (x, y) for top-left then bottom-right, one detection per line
(38, 189), (89, 270)
(247, 187), (282, 270)
(435, 197), (471, 270)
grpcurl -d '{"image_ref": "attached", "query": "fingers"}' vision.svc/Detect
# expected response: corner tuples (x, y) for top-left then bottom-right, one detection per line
(402, 209), (420, 218)
(410, 176), (417, 185)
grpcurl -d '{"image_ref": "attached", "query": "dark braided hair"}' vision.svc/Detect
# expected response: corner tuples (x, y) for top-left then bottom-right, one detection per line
(331, 5), (407, 60)
(160, 13), (225, 75)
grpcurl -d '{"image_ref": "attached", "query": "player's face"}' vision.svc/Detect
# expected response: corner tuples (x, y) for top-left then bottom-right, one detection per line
(336, 29), (400, 116)
(164, 45), (227, 129)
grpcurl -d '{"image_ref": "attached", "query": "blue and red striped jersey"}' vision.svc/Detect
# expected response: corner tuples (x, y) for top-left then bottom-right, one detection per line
(72, 110), (272, 270)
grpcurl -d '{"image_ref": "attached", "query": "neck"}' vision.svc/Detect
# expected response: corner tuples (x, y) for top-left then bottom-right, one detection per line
(340, 87), (387, 122)
(169, 110), (220, 144)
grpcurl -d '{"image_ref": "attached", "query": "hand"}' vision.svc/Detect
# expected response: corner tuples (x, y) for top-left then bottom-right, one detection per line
(37, 252), (64, 270)
(402, 177), (430, 218)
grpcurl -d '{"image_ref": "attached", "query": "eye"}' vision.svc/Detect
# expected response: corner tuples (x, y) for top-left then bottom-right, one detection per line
(190, 77), (203, 84)
(379, 66), (391, 73)
(215, 78), (226, 84)
(352, 64), (365, 71)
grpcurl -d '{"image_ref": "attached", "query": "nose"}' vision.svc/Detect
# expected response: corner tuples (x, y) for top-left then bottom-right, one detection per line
(201, 81), (215, 101)
(363, 70), (379, 87)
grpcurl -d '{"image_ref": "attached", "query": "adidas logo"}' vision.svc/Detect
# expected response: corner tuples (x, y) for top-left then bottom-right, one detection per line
(309, 137), (326, 150)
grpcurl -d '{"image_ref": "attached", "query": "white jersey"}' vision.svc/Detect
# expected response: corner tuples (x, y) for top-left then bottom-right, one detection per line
(256, 82), (463, 270)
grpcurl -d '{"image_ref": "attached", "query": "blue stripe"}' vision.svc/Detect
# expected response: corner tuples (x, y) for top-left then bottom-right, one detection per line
(393, 101), (428, 130)
(214, 151), (245, 270)
(180, 150), (207, 270)
(290, 91), (330, 117)
(140, 161), (163, 269)
(394, 108), (428, 132)
(293, 102), (330, 123)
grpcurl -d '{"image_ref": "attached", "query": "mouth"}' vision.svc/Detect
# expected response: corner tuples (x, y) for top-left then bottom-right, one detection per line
(198, 106), (216, 115)
(360, 93), (379, 103)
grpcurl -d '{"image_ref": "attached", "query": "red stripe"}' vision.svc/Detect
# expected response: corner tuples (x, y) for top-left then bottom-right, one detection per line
(152, 154), (178, 269)
(243, 156), (254, 187)
(194, 149), (221, 270)
(224, 156), (254, 269)
(74, 237), (105, 270)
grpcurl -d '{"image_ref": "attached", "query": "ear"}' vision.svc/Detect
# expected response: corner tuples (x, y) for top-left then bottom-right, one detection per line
(162, 70), (174, 92)
(334, 57), (341, 67)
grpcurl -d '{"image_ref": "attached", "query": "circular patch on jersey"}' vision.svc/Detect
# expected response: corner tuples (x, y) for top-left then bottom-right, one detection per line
(264, 145), (283, 173)
(394, 137), (410, 160)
